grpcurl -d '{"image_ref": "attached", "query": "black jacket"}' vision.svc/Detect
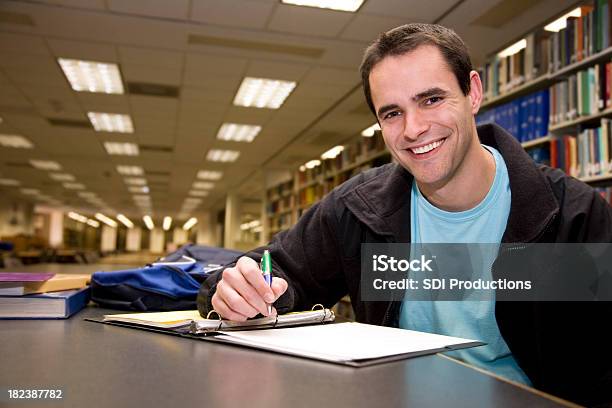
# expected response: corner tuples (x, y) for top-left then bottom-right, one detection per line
(199, 123), (612, 406)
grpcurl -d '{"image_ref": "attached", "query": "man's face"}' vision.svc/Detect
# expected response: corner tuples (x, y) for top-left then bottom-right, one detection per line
(369, 45), (479, 188)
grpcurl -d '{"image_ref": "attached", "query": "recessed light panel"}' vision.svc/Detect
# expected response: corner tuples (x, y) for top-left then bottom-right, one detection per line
(63, 183), (85, 190)
(30, 160), (61, 171)
(197, 170), (223, 180)
(217, 123), (261, 142)
(281, 0), (364, 12)
(104, 142), (139, 156)
(50, 173), (75, 182)
(206, 149), (240, 162)
(117, 165), (144, 176)
(58, 58), (124, 94)
(88, 112), (134, 133)
(0, 134), (33, 148)
(192, 181), (214, 190)
(233, 77), (296, 109)
(0, 178), (20, 186)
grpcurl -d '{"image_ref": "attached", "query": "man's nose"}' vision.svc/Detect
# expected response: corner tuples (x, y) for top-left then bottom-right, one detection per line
(402, 109), (429, 142)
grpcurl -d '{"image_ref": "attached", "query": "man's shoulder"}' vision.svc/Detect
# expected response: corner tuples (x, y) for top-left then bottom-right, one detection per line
(333, 162), (399, 197)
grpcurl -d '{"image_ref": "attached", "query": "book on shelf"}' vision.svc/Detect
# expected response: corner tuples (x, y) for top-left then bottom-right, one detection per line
(549, 62), (612, 125)
(0, 286), (91, 319)
(550, 119), (611, 178)
(477, 89), (549, 142)
(0, 273), (90, 296)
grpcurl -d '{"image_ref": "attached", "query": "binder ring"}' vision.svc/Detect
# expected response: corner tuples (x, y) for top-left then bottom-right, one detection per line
(206, 310), (221, 320)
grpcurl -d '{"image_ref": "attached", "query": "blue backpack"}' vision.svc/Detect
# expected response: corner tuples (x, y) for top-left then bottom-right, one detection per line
(91, 244), (242, 311)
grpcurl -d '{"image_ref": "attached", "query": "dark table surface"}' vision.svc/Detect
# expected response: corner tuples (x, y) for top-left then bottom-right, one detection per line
(0, 264), (576, 408)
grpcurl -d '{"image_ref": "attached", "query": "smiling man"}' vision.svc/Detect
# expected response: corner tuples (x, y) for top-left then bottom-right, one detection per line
(199, 24), (612, 405)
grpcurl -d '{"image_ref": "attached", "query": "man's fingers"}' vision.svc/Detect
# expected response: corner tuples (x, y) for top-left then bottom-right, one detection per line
(271, 277), (288, 300)
(222, 267), (270, 316)
(237, 256), (275, 303)
(215, 279), (259, 319)
(212, 293), (247, 322)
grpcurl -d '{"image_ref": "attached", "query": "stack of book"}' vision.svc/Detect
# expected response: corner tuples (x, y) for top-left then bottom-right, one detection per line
(0, 272), (91, 319)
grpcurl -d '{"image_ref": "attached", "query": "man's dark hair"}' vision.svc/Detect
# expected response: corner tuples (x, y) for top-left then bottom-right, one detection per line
(360, 23), (473, 116)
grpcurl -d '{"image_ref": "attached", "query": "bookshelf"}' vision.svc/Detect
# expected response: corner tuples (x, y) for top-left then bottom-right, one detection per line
(264, 131), (391, 242)
(477, 0), (612, 206)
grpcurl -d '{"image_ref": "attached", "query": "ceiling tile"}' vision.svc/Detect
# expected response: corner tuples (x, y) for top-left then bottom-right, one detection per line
(339, 14), (411, 41)
(107, 0), (190, 20)
(360, 0), (453, 21)
(46, 38), (118, 62)
(267, 4), (354, 38)
(190, 0), (276, 30)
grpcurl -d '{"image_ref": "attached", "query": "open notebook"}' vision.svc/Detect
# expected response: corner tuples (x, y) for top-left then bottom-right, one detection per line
(89, 306), (483, 367)
(101, 306), (335, 334)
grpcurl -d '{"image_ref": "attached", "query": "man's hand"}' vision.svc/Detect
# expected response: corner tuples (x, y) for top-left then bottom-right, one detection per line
(211, 256), (288, 321)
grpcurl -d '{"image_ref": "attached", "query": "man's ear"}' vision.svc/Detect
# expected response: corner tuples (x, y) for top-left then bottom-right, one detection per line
(468, 70), (483, 115)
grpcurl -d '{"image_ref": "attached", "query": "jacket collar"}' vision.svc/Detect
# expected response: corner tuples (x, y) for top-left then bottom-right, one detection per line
(341, 123), (559, 243)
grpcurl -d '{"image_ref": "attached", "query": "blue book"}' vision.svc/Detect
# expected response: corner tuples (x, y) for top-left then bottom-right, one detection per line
(0, 286), (90, 319)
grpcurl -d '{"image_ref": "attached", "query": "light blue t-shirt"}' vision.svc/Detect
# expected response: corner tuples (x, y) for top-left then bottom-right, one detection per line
(400, 145), (532, 386)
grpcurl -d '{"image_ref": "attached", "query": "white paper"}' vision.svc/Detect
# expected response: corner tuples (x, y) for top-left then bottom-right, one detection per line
(218, 322), (479, 362)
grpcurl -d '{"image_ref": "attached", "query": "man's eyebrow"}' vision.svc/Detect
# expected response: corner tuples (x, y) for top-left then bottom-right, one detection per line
(376, 104), (399, 119)
(412, 87), (449, 101)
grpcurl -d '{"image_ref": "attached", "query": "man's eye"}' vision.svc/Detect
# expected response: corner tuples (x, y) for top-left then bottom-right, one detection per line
(424, 96), (442, 105)
(383, 111), (400, 120)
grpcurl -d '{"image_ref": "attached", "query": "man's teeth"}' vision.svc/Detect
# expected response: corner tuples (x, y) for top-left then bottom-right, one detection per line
(410, 139), (444, 154)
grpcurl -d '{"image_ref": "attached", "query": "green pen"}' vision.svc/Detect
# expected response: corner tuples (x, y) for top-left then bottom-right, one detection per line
(261, 250), (272, 315)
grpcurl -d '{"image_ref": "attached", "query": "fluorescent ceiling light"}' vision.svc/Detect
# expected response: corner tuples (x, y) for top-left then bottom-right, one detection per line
(124, 177), (147, 186)
(58, 58), (124, 94)
(197, 170), (223, 180)
(133, 195), (151, 202)
(182, 217), (198, 230)
(63, 182), (85, 190)
(50, 173), (75, 182)
(30, 160), (61, 171)
(78, 192), (97, 198)
(184, 198), (202, 205)
(95, 212), (118, 228)
(304, 159), (321, 169)
(206, 149), (240, 163)
(68, 211), (88, 223)
(233, 77), (296, 109)
(128, 186), (149, 194)
(117, 165), (143, 176)
(0, 134), (34, 148)
(281, 0), (364, 12)
(104, 142), (139, 156)
(0, 178), (20, 186)
(544, 8), (581, 32)
(189, 190), (209, 197)
(217, 123), (262, 143)
(88, 112), (134, 133)
(163, 216), (172, 231)
(498, 39), (527, 58)
(361, 123), (381, 137)
(21, 188), (39, 195)
(143, 215), (154, 230)
(192, 181), (214, 190)
(86, 219), (100, 228)
(321, 145), (344, 160)
(116, 214), (134, 228)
